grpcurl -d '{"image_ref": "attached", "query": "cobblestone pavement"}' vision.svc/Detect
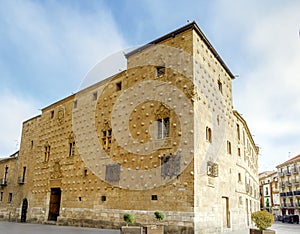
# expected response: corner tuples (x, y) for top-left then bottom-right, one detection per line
(0, 221), (119, 234)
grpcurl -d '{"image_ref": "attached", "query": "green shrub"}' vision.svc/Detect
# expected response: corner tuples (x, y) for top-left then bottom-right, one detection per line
(123, 213), (135, 226)
(154, 211), (165, 221)
(251, 210), (274, 230)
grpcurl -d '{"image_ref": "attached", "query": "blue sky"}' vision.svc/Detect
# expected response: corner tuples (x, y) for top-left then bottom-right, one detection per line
(0, 0), (300, 172)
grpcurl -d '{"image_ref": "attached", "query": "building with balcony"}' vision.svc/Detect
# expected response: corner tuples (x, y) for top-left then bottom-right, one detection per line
(259, 171), (280, 215)
(0, 151), (20, 220)
(0, 22), (259, 233)
(276, 154), (300, 216)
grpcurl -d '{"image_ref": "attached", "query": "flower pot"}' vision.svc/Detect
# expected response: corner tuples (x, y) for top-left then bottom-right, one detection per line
(250, 228), (275, 234)
(143, 224), (164, 234)
(121, 226), (143, 234)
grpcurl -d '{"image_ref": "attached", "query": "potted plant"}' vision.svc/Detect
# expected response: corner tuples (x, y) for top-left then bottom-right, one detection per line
(154, 211), (165, 222)
(121, 213), (142, 234)
(250, 210), (275, 234)
(123, 213), (135, 226)
(142, 211), (165, 234)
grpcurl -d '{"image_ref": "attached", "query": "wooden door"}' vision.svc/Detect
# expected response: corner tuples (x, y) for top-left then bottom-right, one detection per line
(48, 188), (61, 221)
(21, 198), (28, 222)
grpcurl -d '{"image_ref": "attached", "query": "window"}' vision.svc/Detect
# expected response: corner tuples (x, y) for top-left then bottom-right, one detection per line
(69, 141), (75, 157)
(93, 92), (98, 101)
(156, 66), (165, 77)
(21, 166), (26, 183)
(83, 169), (88, 177)
(287, 166), (291, 174)
(74, 100), (78, 109)
(151, 195), (158, 200)
(206, 127), (212, 143)
(102, 129), (112, 150)
(227, 141), (232, 154)
(290, 198), (294, 207)
(237, 124), (240, 140)
(218, 80), (223, 93)
(283, 198), (286, 207)
(280, 168), (284, 176)
(116, 81), (122, 91)
(294, 164), (298, 173)
(0, 192), (3, 201)
(4, 166), (8, 184)
(44, 145), (50, 162)
(238, 148), (241, 157)
(157, 117), (169, 139)
(50, 110), (54, 119)
(101, 195), (106, 201)
(238, 173), (241, 182)
(8, 193), (12, 203)
(30, 140), (34, 149)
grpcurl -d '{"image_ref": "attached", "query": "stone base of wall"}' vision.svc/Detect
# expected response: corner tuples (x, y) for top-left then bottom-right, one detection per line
(57, 217), (121, 229)
(58, 218), (194, 234)
(164, 225), (194, 234)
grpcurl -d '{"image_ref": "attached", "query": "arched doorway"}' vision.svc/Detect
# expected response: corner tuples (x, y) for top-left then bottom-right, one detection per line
(21, 198), (28, 222)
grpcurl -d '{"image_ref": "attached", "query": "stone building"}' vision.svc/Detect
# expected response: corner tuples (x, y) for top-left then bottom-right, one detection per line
(259, 171), (280, 215)
(0, 22), (259, 233)
(0, 151), (20, 220)
(276, 154), (300, 216)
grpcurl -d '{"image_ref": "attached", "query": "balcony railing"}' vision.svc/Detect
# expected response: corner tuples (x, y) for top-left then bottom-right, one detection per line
(293, 169), (299, 174)
(287, 191), (294, 196)
(293, 190), (300, 196)
(280, 192), (287, 197)
(280, 172), (285, 177)
(0, 178), (7, 186)
(286, 171), (291, 176)
(18, 177), (25, 184)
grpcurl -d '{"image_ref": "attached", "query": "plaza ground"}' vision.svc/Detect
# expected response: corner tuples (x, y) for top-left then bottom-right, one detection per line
(0, 221), (299, 234)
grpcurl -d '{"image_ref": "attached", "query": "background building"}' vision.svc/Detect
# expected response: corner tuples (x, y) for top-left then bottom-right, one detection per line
(277, 154), (300, 216)
(259, 171), (280, 215)
(0, 151), (20, 221)
(0, 22), (259, 233)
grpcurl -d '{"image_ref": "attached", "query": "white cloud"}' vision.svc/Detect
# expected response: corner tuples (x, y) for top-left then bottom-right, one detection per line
(0, 0), (126, 156)
(0, 92), (40, 156)
(218, 1), (300, 171)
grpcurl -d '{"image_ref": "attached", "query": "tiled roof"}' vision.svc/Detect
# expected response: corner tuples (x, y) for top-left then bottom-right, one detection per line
(276, 154), (300, 168)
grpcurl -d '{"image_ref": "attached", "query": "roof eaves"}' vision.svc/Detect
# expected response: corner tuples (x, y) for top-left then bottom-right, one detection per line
(125, 21), (235, 79)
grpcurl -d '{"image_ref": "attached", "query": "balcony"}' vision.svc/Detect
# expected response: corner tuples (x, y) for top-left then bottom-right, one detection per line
(280, 192), (287, 197)
(293, 169), (299, 174)
(0, 178), (7, 186)
(287, 191), (294, 196)
(18, 177), (25, 185)
(293, 190), (300, 196)
(286, 171), (291, 176)
(286, 182), (292, 187)
(280, 172), (285, 177)
(293, 180), (300, 185)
